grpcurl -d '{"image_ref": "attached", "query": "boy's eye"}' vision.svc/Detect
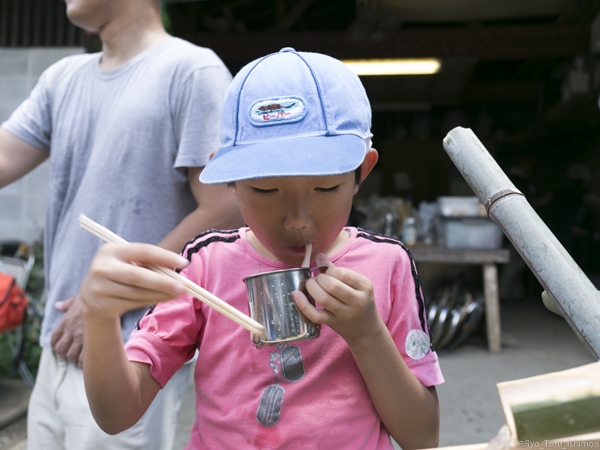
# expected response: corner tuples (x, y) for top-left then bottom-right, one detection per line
(251, 187), (278, 195)
(315, 185), (341, 194)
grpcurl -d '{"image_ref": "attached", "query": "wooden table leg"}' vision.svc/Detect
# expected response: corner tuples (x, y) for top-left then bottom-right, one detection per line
(483, 264), (502, 353)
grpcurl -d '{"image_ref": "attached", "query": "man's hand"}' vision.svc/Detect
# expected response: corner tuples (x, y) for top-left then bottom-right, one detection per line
(51, 295), (84, 367)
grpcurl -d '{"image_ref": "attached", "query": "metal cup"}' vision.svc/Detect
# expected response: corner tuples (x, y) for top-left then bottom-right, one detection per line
(243, 267), (320, 346)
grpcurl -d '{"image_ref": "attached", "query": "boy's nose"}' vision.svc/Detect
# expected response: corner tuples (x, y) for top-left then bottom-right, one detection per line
(283, 200), (311, 230)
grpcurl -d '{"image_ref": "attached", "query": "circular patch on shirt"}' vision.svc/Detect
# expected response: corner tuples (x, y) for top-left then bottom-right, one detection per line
(405, 329), (430, 360)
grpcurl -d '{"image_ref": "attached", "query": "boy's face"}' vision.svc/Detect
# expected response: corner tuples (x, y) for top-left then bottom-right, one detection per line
(233, 173), (359, 267)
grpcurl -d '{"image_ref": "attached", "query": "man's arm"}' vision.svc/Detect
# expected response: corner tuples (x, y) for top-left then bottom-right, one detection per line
(158, 166), (244, 253)
(0, 129), (48, 188)
(0, 129), (89, 367)
(52, 165), (243, 365)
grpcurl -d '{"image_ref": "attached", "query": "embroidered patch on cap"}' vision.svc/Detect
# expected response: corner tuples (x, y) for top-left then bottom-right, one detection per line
(405, 329), (430, 360)
(249, 96), (307, 127)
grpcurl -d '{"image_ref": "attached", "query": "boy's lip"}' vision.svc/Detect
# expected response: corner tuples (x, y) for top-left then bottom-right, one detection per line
(287, 242), (312, 255)
(287, 245), (307, 254)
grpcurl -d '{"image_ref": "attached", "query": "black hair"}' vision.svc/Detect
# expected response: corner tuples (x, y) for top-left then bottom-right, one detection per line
(227, 167), (362, 189)
(354, 166), (362, 185)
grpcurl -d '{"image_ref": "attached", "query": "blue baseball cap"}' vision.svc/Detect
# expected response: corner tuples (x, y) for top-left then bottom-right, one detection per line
(200, 47), (373, 184)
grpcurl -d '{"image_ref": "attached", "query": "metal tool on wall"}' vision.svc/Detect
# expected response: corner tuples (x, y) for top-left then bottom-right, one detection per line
(442, 127), (600, 359)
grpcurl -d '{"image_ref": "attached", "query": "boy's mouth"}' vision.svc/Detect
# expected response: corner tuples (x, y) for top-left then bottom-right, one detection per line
(287, 244), (307, 255)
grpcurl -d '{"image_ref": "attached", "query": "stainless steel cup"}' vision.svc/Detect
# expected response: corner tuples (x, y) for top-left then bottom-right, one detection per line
(243, 267), (320, 346)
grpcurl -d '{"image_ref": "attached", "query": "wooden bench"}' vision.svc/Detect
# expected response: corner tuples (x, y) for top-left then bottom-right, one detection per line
(410, 246), (510, 353)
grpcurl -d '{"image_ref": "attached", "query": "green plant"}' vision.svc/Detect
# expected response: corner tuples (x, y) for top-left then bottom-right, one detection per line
(0, 236), (44, 381)
(162, 4), (173, 34)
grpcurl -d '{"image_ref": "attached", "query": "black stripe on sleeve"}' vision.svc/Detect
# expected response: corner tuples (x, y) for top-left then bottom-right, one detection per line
(182, 232), (241, 263)
(180, 228), (241, 257)
(356, 229), (434, 350)
(135, 304), (156, 330)
(135, 232), (241, 329)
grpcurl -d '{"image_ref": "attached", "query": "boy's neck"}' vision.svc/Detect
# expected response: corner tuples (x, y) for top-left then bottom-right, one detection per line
(325, 229), (351, 255)
(246, 229), (350, 264)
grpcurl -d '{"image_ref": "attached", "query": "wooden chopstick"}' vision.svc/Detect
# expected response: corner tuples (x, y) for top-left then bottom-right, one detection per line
(78, 214), (265, 336)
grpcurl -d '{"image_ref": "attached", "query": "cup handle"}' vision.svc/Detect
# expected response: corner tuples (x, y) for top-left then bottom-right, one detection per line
(310, 265), (329, 276)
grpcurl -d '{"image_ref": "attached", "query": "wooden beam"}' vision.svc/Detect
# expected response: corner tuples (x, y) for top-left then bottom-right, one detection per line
(182, 24), (588, 66)
(274, 0), (285, 30)
(277, 0), (314, 32)
(410, 247), (510, 265)
(461, 81), (541, 105)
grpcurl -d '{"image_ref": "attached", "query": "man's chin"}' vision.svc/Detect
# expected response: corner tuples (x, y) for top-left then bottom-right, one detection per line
(66, 10), (100, 33)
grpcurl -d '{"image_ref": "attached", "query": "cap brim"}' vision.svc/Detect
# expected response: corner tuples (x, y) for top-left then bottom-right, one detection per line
(200, 134), (367, 184)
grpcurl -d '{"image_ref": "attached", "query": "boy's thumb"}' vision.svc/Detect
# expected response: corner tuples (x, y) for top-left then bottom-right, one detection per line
(315, 253), (333, 272)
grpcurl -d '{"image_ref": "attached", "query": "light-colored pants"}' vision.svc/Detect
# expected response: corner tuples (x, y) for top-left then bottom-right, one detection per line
(27, 348), (193, 450)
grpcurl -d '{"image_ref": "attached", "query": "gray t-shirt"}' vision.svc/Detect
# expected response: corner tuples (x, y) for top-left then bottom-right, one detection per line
(2, 37), (232, 346)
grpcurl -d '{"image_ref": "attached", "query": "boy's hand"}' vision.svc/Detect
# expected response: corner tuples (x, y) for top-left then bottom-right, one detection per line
(293, 253), (385, 345)
(80, 243), (189, 321)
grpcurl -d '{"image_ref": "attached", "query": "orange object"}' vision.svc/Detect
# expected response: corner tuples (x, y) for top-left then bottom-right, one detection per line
(0, 272), (28, 333)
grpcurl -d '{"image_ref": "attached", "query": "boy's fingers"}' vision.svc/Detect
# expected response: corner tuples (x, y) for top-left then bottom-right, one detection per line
(315, 264), (370, 294)
(96, 244), (187, 292)
(315, 253), (367, 290)
(315, 253), (333, 271)
(88, 263), (185, 305)
(292, 290), (333, 324)
(83, 280), (177, 318)
(99, 269), (185, 301)
(315, 253), (353, 294)
(311, 271), (363, 308)
(108, 243), (189, 271)
(306, 276), (344, 311)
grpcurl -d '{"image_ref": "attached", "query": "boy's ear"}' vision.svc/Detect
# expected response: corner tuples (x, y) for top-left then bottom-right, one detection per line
(358, 148), (379, 184)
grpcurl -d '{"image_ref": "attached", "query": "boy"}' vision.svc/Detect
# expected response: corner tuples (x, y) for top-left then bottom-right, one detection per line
(81, 48), (444, 449)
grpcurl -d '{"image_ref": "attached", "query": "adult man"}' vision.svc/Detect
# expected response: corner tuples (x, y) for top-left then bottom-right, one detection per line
(0, 0), (242, 448)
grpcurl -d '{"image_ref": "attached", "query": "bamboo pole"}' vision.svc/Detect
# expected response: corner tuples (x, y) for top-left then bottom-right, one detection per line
(442, 127), (600, 359)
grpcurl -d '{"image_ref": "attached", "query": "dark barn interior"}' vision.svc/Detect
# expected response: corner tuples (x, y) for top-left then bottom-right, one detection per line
(161, 0), (600, 280)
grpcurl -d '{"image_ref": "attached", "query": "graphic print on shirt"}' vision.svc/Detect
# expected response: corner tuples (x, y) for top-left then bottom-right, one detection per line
(405, 329), (431, 360)
(257, 343), (305, 426)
